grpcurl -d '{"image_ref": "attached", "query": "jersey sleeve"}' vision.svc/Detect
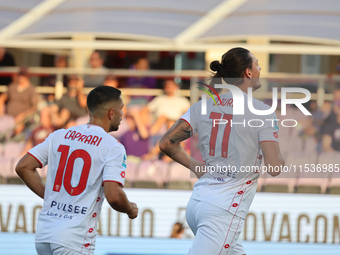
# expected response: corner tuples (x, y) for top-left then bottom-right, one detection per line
(180, 106), (197, 135)
(28, 133), (52, 168)
(103, 143), (127, 187)
(258, 111), (279, 143)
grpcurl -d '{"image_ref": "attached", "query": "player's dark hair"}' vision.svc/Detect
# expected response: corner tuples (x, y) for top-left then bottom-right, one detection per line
(210, 47), (253, 87)
(87, 86), (121, 115)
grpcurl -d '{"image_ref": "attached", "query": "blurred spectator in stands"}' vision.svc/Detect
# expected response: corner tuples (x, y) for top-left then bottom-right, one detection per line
(50, 75), (87, 128)
(22, 107), (54, 155)
(299, 101), (331, 153)
(0, 47), (16, 86)
(83, 51), (106, 87)
(142, 117), (192, 163)
(42, 55), (68, 87)
(119, 109), (150, 158)
(142, 141), (173, 162)
(170, 222), (184, 238)
(0, 68), (38, 134)
(302, 101), (323, 138)
(322, 89), (340, 151)
(104, 74), (133, 121)
(141, 80), (190, 136)
(127, 57), (156, 105)
(103, 74), (119, 88)
(336, 59), (340, 75)
(310, 101), (332, 134)
(42, 55), (69, 104)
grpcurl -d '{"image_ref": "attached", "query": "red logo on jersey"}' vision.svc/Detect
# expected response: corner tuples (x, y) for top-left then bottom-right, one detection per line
(120, 171), (125, 178)
(96, 197), (100, 202)
(224, 244), (230, 249)
(246, 181), (252, 185)
(92, 213), (97, 217)
(232, 203), (238, 207)
(238, 191), (244, 195)
(89, 228), (93, 233)
(273, 132), (278, 138)
(84, 243), (90, 247)
(258, 155), (263, 160)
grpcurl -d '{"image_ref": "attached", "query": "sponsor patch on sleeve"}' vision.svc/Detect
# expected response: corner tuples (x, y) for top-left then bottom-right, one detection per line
(274, 117), (279, 131)
(122, 154), (127, 168)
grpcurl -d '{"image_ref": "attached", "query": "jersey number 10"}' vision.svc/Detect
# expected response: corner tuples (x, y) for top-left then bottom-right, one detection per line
(53, 145), (91, 196)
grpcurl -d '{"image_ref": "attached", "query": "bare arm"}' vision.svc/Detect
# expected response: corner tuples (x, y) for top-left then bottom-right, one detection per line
(15, 153), (45, 198)
(260, 141), (285, 177)
(15, 106), (37, 124)
(140, 106), (152, 128)
(77, 94), (87, 109)
(150, 115), (167, 136)
(50, 105), (71, 128)
(130, 109), (149, 139)
(104, 182), (138, 219)
(76, 79), (87, 108)
(0, 93), (8, 115)
(159, 119), (204, 178)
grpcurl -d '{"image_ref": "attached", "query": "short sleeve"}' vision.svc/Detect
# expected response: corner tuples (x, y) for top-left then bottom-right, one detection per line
(258, 112), (279, 143)
(28, 133), (52, 168)
(103, 144), (127, 187)
(180, 106), (197, 135)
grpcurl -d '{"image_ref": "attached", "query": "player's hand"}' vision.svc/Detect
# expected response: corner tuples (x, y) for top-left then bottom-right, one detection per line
(128, 202), (138, 219)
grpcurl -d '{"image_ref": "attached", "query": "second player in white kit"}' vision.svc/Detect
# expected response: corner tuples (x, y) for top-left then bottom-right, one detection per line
(160, 47), (285, 255)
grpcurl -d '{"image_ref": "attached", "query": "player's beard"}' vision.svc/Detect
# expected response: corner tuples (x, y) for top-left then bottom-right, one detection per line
(109, 123), (119, 132)
(252, 78), (261, 91)
(109, 114), (121, 132)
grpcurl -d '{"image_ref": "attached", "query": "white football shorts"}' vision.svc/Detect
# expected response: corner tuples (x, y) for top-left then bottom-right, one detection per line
(186, 198), (246, 255)
(35, 243), (92, 255)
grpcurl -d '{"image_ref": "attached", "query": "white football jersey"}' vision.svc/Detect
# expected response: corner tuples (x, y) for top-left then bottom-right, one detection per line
(181, 91), (279, 219)
(29, 124), (127, 254)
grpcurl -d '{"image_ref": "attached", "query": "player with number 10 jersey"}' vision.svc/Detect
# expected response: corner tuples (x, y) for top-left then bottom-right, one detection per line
(16, 86), (138, 255)
(29, 123), (126, 253)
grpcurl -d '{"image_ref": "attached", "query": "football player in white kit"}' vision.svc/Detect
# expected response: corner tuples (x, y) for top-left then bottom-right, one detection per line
(16, 86), (138, 255)
(160, 47), (285, 255)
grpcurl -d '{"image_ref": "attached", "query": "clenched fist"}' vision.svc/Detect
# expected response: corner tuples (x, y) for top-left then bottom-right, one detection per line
(128, 202), (138, 219)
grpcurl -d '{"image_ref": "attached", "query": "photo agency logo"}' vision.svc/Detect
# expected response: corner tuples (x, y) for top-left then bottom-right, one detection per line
(198, 82), (312, 128)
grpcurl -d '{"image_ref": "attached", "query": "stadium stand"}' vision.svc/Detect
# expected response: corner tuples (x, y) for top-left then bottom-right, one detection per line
(0, 60), (339, 194)
(164, 162), (193, 190)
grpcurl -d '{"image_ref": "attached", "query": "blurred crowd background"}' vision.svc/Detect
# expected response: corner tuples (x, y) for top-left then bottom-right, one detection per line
(0, 46), (340, 195)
